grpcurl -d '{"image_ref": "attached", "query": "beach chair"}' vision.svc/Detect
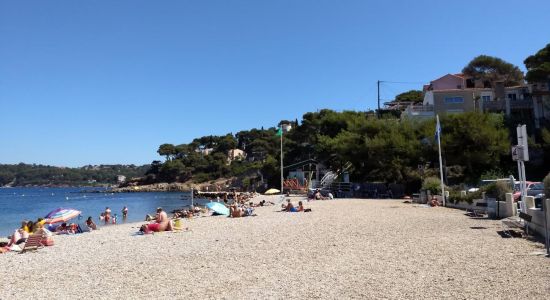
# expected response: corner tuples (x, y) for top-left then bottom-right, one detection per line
(20, 234), (44, 253)
(466, 202), (488, 218)
(501, 212), (532, 237)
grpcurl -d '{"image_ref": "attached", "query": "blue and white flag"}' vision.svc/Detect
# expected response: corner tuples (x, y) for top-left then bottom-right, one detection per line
(435, 116), (441, 140)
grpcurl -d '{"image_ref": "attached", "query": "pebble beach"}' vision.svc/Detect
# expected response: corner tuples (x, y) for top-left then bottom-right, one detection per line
(1, 197), (549, 299)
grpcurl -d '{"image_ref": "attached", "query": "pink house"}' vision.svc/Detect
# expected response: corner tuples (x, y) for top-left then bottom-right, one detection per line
(424, 74), (466, 91)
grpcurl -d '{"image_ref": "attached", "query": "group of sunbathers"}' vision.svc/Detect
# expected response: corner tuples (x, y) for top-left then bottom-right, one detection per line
(281, 199), (311, 212)
(2, 218), (56, 252)
(307, 189), (334, 200)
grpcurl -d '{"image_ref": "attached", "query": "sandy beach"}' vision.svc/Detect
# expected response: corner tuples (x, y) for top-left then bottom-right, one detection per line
(1, 197), (549, 299)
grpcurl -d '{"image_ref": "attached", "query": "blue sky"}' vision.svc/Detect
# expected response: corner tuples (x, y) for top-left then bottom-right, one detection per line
(1, 0), (549, 167)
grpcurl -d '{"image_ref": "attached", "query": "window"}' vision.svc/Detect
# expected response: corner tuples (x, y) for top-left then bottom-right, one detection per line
(531, 183), (544, 190)
(444, 96), (464, 103)
(481, 95), (491, 101)
(507, 93), (517, 100)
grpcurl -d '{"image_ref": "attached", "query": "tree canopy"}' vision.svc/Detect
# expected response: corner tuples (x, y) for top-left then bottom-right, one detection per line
(524, 43), (550, 83)
(462, 55), (524, 87)
(0, 164), (149, 186)
(142, 109), (525, 191)
(395, 90), (423, 103)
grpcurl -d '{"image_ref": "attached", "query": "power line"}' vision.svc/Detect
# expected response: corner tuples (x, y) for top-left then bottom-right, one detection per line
(379, 80), (428, 84)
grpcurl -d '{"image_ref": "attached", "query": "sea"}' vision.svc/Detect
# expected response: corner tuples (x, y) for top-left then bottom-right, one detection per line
(0, 187), (209, 237)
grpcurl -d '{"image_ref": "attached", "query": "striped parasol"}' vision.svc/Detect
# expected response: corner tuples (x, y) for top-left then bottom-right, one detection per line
(45, 207), (81, 224)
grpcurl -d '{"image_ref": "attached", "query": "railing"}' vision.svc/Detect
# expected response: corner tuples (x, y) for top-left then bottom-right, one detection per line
(483, 99), (533, 111)
(405, 104), (434, 112)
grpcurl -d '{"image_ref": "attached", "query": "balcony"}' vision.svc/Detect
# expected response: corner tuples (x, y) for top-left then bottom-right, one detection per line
(403, 104), (434, 119)
(483, 99), (533, 111)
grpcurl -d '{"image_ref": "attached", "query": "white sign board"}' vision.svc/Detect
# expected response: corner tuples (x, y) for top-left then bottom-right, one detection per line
(516, 125), (529, 161)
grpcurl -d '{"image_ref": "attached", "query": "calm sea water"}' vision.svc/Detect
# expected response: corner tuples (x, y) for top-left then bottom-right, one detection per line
(0, 187), (209, 237)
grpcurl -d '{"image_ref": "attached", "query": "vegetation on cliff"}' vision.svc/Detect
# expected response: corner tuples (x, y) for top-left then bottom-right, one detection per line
(0, 164), (149, 187)
(144, 110), (549, 191)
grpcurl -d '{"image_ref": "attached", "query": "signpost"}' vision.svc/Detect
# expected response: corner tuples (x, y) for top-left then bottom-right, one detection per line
(514, 125), (529, 214)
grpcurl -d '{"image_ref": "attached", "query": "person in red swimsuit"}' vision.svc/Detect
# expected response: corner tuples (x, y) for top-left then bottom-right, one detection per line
(141, 207), (171, 233)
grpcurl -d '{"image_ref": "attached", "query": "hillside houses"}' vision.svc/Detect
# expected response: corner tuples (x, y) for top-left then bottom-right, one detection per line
(401, 73), (550, 129)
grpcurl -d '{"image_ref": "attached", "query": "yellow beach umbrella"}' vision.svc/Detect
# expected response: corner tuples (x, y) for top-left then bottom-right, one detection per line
(264, 188), (280, 195)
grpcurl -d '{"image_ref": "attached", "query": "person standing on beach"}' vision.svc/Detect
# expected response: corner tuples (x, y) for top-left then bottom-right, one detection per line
(122, 206), (128, 220)
(104, 207), (111, 224)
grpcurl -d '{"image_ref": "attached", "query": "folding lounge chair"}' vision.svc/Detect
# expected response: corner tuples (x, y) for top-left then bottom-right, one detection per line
(501, 212), (532, 237)
(466, 202), (488, 217)
(20, 234), (43, 253)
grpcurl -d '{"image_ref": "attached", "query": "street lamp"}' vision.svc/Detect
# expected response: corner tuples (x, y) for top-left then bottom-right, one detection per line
(279, 122), (292, 195)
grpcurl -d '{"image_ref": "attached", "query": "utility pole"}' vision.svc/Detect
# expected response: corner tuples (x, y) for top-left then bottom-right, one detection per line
(377, 80), (381, 118)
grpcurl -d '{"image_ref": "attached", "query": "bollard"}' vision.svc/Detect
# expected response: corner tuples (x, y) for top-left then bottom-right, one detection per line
(504, 193), (514, 218)
(525, 196), (535, 210)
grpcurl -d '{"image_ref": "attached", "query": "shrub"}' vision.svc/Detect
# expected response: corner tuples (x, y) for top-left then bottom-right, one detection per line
(422, 177), (442, 195)
(544, 172), (550, 199)
(192, 173), (210, 183)
(483, 181), (511, 202)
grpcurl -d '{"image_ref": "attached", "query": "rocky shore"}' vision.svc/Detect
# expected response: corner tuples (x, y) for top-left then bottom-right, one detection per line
(110, 177), (240, 193)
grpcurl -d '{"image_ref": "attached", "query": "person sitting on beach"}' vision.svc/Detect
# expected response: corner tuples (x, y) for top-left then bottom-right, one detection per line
(314, 190), (322, 200)
(99, 212), (105, 222)
(140, 207), (171, 233)
(55, 223), (72, 234)
(20, 220), (30, 233)
(34, 221), (54, 246)
(26, 220), (34, 233)
(33, 218), (45, 233)
(7, 227), (28, 247)
(86, 216), (97, 230)
(229, 202), (242, 218)
(296, 201), (305, 212)
(430, 197), (440, 207)
(282, 199), (296, 212)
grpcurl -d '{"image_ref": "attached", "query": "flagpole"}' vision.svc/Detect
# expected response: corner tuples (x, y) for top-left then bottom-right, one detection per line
(280, 128), (283, 195)
(436, 115), (445, 206)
